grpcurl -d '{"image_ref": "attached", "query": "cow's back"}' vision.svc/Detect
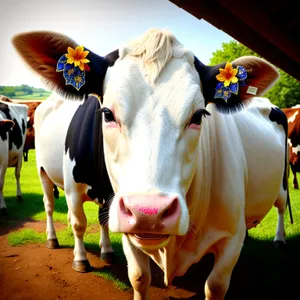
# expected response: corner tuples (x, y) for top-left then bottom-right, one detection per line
(34, 93), (82, 189)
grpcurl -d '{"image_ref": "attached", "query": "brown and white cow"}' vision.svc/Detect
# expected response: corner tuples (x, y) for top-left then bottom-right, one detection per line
(13, 29), (289, 300)
(0, 96), (42, 161)
(282, 105), (300, 189)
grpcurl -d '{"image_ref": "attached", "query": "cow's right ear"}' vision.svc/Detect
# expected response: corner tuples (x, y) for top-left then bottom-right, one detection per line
(12, 31), (119, 100)
(0, 120), (15, 134)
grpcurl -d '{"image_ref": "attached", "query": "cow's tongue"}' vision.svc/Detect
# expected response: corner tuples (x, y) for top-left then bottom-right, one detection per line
(134, 233), (165, 240)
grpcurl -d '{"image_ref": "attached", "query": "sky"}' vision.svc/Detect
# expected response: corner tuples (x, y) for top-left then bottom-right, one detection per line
(0, 0), (233, 90)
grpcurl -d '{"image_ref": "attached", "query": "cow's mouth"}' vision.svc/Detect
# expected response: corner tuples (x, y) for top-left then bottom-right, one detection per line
(134, 233), (166, 240)
(129, 233), (170, 248)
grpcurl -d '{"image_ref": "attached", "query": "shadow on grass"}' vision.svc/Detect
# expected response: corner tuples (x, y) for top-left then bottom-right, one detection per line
(167, 234), (300, 300)
(81, 234), (300, 300)
(0, 193), (67, 236)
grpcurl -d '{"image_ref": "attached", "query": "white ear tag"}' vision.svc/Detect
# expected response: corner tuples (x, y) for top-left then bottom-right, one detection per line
(246, 86), (258, 95)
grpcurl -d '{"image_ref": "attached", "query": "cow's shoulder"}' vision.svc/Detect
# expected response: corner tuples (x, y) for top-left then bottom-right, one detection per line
(65, 94), (113, 203)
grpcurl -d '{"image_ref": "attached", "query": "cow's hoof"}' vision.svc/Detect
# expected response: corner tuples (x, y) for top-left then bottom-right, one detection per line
(273, 240), (286, 249)
(100, 252), (116, 264)
(0, 208), (8, 216)
(46, 239), (60, 249)
(16, 196), (23, 202)
(72, 260), (92, 273)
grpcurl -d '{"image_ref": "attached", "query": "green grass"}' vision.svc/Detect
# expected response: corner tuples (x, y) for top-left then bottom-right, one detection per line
(12, 92), (51, 100)
(2, 149), (300, 296)
(94, 269), (131, 291)
(8, 229), (46, 246)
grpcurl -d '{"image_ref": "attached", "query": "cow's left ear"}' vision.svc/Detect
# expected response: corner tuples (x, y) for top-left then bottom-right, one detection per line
(12, 31), (119, 100)
(195, 56), (280, 112)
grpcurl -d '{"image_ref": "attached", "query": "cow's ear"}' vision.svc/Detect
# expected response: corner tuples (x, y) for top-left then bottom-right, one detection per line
(195, 56), (279, 113)
(12, 31), (119, 100)
(0, 120), (15, 133)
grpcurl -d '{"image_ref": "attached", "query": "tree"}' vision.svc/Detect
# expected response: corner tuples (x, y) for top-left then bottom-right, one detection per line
(209, 41), (300, 108)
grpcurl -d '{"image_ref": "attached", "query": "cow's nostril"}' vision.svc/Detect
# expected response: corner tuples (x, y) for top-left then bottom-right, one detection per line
(120, 198), (133, 217)
(161, 198), (179, 220)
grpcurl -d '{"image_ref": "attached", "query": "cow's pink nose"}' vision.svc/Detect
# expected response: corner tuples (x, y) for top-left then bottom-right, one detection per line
(117, 195), (181, 234)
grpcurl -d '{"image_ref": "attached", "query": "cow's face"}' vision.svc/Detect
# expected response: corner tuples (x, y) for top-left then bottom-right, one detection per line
(103, 44), (206, 249)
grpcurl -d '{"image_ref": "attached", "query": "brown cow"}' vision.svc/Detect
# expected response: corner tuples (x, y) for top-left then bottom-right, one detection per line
(0, 96), (42, 161)
(282, 105), (300, 189)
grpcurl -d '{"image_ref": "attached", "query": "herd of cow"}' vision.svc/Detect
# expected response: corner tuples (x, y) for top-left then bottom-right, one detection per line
(0, 28), (300, 299)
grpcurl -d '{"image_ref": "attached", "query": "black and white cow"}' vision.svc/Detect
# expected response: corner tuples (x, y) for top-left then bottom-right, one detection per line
(0, 100), (28, 214)
(13, 29), (289, 300)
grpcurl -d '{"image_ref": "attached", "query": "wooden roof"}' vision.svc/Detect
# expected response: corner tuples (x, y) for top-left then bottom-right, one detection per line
(170, 0), (300, 81)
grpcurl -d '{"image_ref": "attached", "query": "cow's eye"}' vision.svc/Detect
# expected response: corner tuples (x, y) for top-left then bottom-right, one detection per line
(189, 109), (210, 126)
(101, 108), (116, 123)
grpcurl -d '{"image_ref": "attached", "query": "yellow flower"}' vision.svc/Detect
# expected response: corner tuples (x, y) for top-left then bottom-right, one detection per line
(65, 45), (90, 71)
(216, 62), (238, 87)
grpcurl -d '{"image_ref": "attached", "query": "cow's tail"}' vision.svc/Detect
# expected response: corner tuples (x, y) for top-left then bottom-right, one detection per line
(284, 117), (293, 224)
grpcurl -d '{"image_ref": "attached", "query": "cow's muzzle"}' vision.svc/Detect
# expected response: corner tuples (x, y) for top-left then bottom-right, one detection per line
(114, 195), (181, 237)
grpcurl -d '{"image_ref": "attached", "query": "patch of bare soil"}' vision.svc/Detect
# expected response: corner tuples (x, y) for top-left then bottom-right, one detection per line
(0, 220), (195, 300)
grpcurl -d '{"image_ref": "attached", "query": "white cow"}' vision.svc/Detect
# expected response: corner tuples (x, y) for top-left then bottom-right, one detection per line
(0, 100), (28, 214)
(13, 29), (288, 299)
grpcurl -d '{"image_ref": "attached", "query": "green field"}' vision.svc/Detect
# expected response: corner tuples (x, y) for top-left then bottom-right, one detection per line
(1, 150), (300, 297)
(12, 92), (51, 100)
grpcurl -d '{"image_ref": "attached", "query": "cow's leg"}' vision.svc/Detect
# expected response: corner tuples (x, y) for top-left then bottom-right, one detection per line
(205, 229), (245, 300)
(122, 235), (151, 300)
(15, 154), (23, 202)
(273, 185), (287, 247)
(291, 164), (299, 189)
(66, 193), (91, 272)
(98, 205), (115, 263)
(0, 162), (8, 215)
(39, 167), (60, 249)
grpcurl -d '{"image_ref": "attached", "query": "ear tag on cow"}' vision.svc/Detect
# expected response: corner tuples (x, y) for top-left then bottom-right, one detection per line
(56, 45), (90, 91)
(214, 62), (247, 102)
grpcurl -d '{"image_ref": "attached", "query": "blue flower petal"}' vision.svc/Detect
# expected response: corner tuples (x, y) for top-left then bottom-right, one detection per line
(63, 66), (86, 90)
(237, 66), (247, 80)
(222, 86), (231, 102)
(214, 83), (232, 102)
(214, 82), (225, 99)
(229, 82), (239, 94)
(56, 55), (68, 72)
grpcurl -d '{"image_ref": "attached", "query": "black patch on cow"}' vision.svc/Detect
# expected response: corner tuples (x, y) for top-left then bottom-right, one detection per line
(0, 103), (12, 119)
(9, 118), (23, 150)
(22, 118), (26, 134)
(0, 125), (8, 141)
(65, 94), (113, 205)
(0, 103), (12, 141)
(0, 103), (24, 149)
(269, 107), (288, 190)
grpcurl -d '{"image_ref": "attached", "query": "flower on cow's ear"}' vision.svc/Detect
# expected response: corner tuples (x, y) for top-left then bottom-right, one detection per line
(65, 46), (90, 71)
(56, 45), (90, 91)
(216, 62), (238, 87)
(214, 62), (247, 102)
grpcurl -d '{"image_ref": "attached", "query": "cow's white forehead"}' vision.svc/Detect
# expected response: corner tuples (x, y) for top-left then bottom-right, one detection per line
(103, 51), (203, 127)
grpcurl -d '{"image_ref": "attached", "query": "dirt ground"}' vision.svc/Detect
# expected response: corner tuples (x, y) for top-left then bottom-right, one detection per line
(0, 219), (196, 300)
(0, 219), (298, 300)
